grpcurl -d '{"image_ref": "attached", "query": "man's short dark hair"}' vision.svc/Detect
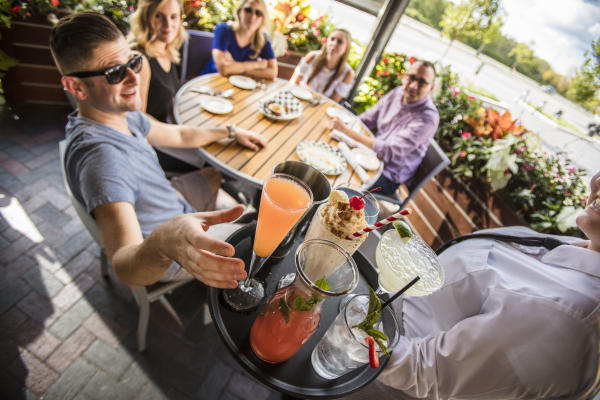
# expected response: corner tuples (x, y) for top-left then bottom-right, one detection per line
(416, 59), (436, 77)
(50, 11), (123, 75)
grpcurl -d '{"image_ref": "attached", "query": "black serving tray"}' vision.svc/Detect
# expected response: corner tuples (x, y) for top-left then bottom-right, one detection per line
(208, 222), (388, 399)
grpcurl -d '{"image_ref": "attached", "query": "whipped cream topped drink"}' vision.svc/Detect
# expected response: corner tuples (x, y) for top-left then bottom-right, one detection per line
(303, 190), (369, 280)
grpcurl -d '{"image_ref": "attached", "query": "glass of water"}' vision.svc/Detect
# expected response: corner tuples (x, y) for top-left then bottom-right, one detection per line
(311, 294), (400, 380)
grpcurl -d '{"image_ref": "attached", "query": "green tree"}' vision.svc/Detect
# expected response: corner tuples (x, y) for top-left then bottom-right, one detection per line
(508, 42), (535, 69)
(439, 0), (503, 58)
(566, 38), (600, 112)
(405, 0), (448, 29)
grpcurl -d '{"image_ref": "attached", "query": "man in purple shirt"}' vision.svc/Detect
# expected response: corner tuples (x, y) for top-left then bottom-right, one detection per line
(330, 60), (439, 195)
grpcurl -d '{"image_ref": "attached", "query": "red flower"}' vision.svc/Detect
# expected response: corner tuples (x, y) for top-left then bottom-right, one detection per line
(51, 0), (59, 6)
(312, 22), (318, 28)
(372, 90), (377, 95)
(296, 13), (305, 22)
(382, 57), (389, 65)
(467, 96), (475, 100)
(383, 70), (389, 76)
(11, 5), (21, 13)
(314, 29), (320, 37)
(321, 37), (327, 44)
(409, 56), (416, 64)
(459, 151), (466, 157)
(515, 149), (522, 156)
(193, 0), (201, 6)
(316, 15), (324, 22)
(524, 163), (532, 171)
(461, 131), (471, 139)
(26, 11), (31, 16)
(376, 70), (382, 77)
(397, 72), (403, 77)
(504, 168), (510, 175)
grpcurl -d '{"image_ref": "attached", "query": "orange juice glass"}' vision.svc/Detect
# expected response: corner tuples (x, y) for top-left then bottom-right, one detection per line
(223, 174), (312, 312)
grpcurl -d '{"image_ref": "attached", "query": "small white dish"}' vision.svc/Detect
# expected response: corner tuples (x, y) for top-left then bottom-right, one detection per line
(351, 147), (380, 170)
(229, 75), (256, 90)
(200, 97), (233, 114)
(289, 85), (314, 102)
(326, 107), (353, 125)
(296, 141), (346, 175)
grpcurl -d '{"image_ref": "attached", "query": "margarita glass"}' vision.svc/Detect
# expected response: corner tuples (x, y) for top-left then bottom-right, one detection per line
(223, 173), (312, 311)
(375, 225), (443, 296)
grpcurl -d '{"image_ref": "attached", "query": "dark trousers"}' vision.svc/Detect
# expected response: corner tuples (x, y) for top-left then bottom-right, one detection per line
(369, 173), (400, 195)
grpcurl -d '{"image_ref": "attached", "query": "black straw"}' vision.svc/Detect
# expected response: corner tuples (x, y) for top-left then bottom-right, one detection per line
(381, 276), (420, 310)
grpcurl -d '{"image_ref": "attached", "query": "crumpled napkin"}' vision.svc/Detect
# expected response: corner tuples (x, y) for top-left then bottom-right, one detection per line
(329, 129), (371, 151)
(337, 142), (371, 183)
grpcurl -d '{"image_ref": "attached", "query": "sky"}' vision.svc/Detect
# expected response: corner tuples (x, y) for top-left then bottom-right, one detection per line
(500, 0), (600, 77)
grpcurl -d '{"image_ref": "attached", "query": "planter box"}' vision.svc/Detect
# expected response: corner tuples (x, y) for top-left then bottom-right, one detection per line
(1, 15), (68, 106)
(402, 168), (527, 249)
(276, 50), (304, 80)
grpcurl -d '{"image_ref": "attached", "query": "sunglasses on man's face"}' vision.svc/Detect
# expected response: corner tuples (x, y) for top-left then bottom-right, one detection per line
(67, 54), (143, 85)
(243, 7), (263, 17)
(406, 73), (431, 87)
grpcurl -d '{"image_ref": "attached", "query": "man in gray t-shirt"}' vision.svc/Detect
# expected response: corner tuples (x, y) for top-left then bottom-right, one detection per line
(52, 12), (267, 288)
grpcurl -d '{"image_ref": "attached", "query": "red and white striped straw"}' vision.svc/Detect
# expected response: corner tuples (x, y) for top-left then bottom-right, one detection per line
(345, 208), (412, 240)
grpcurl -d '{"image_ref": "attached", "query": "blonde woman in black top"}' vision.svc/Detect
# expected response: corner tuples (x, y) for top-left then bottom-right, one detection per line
(130, 0), (186, 123)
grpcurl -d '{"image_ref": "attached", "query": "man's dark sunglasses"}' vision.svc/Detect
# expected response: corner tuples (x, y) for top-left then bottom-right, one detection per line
(67, 54), (143, 84)
(406, 74), (431, 87)
(243, 7), (263, 17)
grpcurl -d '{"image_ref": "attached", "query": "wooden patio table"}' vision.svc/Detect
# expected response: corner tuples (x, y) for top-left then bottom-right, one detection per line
(164, 73), (382, 191)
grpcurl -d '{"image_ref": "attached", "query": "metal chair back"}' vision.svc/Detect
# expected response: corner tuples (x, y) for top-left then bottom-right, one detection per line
(374, 139), (450, 211)
(180, 29), (214, 82)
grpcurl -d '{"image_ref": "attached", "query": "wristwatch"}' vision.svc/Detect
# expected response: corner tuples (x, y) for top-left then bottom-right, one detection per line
(226, 124), (236, 139)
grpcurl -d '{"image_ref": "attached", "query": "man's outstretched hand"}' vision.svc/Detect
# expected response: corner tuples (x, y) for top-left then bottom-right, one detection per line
(153, 205), (248, 288)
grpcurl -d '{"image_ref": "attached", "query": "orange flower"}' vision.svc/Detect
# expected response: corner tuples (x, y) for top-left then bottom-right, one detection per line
(51, 0), (59, 6)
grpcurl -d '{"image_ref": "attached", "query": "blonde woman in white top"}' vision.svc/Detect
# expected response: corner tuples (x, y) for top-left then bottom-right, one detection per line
(290, 29), (354, 103)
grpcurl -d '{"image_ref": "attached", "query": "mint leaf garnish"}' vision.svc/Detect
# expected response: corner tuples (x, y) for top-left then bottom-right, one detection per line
(278, 298), (290, 323)
(352, 287), (390, 356)
(315, 276), (331, 291)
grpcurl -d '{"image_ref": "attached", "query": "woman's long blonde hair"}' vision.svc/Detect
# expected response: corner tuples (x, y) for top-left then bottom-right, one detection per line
(230, 0), (270, 59)
(307, 29), (351, 94)
(129, 0), (186, 64)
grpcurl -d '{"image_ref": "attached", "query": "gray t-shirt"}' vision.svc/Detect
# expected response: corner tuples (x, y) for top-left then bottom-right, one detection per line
(64, 111), (193, 237)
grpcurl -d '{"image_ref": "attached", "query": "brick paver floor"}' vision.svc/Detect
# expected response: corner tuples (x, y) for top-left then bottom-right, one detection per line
(0, 104), (295, 400)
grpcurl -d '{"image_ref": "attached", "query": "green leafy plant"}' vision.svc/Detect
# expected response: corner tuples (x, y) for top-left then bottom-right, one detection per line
(352, 52), (409, 114)
(183, 0), (235, 32)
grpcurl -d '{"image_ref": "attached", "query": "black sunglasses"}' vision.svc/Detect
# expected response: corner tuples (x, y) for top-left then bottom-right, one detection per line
(406, 73), (431, 87)
(243, 7), (263, 17)
(67, 54), (143, 85)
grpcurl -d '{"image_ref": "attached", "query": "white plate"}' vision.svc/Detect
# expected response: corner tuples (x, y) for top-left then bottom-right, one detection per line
(326, 107), (353, 125)
(229, 75), (256, 90)
(259, 91), (303, 121)
(199, 97), (233, 114)
(296, 141), (346, 175)
(351, 147), (380, 170)
(289, 85), (314, 102)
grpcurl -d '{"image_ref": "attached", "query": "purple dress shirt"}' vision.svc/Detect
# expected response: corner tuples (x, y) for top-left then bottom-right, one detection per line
(360, 86), (439, 184)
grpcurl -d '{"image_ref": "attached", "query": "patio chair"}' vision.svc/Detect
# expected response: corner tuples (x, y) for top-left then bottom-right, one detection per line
(373, 139), (450, 213)
(180, 29), (214, 82)
(58, 140), (193, 352)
